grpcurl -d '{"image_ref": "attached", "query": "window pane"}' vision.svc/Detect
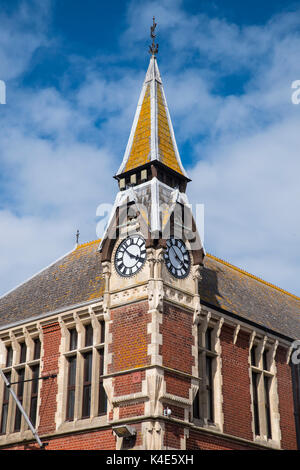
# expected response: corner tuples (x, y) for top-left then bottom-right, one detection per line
(263, 349), (269, 371)
(252, 371), (260, 435)
(82, 385), (91, 418)
(98, 349), (107, 415)
(82, 352), (92, 418)
(98, 381), (107, 415)
(6, 346), (13, 367)
(69, 328), (77, 351)
(206, 356), (214, 422)
(68, 356), (77, 386)
(193, 390), (200, 420)
(14, 368), (25, 432)
(66, 390), (75, 421)
(264, 376), (272, 439)
(1, 372), (11, 435)
(85, 324), (93, 347)
(20, 342), (27, 363)
(33, 338), (41, 360)
(251, 345), (257, 366)
(100, 320), (105, 344)
(66, 356), (77, 421)
(0, 404), (8, 435)
(205, 328), (213, 351)
(30, 365), (40, 427)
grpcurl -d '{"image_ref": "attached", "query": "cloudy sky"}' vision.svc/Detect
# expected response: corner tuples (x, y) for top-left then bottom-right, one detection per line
(0, 0), (299, 297)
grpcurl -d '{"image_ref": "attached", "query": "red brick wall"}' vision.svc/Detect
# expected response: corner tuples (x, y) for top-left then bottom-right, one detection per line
(5, 428), (116, 450)
(187, 428), (259, 450)
(38, 322), (61, 435)
(164, 422), (184, 449)
(113, 371), (145, 396)
(119, 402), (145, 419)
(109, 301), (151, 373)
(164, 371), (190, 399)
(160, 303), (193, 374)
(220, 325), (253, 440)
(276, 346), (298, 449)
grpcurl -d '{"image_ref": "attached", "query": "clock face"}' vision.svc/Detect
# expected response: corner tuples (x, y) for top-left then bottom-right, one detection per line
(115, 235), (146, 277)
(164, 238), (190, 279)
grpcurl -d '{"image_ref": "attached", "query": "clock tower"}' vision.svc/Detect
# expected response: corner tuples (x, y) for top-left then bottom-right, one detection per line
(98, 23), (205, 450)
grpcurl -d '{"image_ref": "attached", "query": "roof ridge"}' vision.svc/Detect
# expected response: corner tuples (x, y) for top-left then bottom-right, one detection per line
(76, 239), (101, 249)
(206, 253), (300, 301)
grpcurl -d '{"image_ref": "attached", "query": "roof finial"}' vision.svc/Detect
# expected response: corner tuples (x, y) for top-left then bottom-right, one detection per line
(149, 16), (158, 57)
(76, 229), (80, 245)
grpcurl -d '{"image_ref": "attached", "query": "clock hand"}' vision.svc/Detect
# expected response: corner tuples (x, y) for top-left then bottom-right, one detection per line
(124, 247), (142, 262)
(171, 246), (183, 267)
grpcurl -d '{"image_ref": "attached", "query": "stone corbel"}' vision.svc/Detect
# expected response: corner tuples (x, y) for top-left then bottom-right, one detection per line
(190, 379), (199, 407)
(198, 311), (211, 333)
(192, 264), (202, 292)
(286, 343), (294, 365)
(269, 339), (279, 365)
(192, 265), (202, 324)
(103, 377), (114, 412)
(249, 330), (256, 350)
(215, 317), (224, 339)
(233, 324), (241, 345)
(193, 295), (201, 325)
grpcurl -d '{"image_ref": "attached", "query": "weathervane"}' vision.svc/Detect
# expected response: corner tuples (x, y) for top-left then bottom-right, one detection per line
(76, 229), (80, 245)
(149, 17), (158, 56)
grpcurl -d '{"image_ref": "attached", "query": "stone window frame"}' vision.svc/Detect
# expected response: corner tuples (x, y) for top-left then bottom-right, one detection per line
(249, 334), (281, 447)
(0, 325), (42, 442)
(56, 308), (107, 432)
(193, 313), (223, 432)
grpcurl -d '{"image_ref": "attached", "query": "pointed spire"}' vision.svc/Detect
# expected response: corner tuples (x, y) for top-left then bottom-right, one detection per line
(116, 51), (188, 179)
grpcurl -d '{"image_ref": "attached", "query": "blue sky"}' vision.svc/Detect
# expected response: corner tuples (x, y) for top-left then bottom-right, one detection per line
(0, 0), (300, 297)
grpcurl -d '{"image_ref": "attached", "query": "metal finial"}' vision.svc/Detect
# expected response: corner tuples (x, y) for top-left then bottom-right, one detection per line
(149, 16), (159, 56)
(76, 229), (80, 245)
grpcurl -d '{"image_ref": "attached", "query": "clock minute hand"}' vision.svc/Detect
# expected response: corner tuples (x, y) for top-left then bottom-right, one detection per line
(171, 246), (183, 266)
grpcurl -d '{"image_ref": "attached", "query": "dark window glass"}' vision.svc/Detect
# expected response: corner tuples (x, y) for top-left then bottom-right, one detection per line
(82, 352), (93, 418)
(264, 376), (272, 439)
(33, 338), (41, 360)
(85, 324), (93, 347)
(263, 349), (269, 371)
(66, 356), (77, 421)
(69, 328), (78, 351)
(14, 368), (25, 432)
(98, 349), (107, 415)
(252, 371), (260, 435)
(6, 346), (13, 367)
(206, 355), (214, 422)
(251, 345), (257, 366)
(19, 343), (27, 363)
(205, 328), (213, 351)
(100, 320), (105, 344)
(193, 390), (200, 420)
(29, 365), (40, 426)
(1, 372), (11, 435)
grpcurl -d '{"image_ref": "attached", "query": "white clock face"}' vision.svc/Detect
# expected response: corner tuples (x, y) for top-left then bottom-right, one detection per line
(115, 235), (146, 277)
(164, 238), (190, 279)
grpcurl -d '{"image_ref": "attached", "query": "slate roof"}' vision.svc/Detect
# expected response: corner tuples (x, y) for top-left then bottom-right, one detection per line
(0, 240), (105, 328)
(0, 240), (299, 340)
